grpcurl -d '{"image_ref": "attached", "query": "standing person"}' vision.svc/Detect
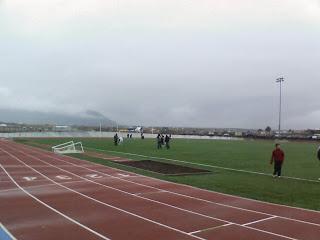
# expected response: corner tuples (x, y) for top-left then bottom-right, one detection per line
(270, 143), (285, 178)
(161, 134), (165, 146)
(156, 134), (162, 149)
(165, 135), (170, 149)
(114, 133), (118, 146)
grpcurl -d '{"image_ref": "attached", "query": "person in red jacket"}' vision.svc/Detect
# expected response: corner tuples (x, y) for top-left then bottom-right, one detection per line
(270, 143), (285, 178)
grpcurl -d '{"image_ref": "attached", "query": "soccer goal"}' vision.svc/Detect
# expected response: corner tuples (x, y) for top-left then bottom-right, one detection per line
(52, 141), (84, 154)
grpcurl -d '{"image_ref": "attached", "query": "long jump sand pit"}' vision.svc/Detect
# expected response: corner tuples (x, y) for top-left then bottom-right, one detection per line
(117, 160), (211, 175)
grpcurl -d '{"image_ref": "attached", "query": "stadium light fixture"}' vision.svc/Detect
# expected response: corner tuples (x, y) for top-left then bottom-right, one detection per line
(276, 77), (284, 136)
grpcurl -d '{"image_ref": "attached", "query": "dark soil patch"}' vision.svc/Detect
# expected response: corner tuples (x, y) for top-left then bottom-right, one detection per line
(117, 160), (211, 175)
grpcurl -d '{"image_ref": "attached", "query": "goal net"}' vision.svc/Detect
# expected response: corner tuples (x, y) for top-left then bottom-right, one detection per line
(52, 141), (84, 154)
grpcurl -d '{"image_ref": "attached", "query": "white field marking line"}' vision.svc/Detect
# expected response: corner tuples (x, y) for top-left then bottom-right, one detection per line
(134, 190), (166, 196)
(0, 165), (75, 168)
(188, 223), (234, 235)
(14, 143), (320, 223)
(18, 146), (320, 226)
(3, 147), (304, 240)
(8, 148), (310, 240)
(12, 146), (233, 225)
(7, 141), (320, 227)
(86, 147), (320, 213)
(15, 143), (320, 229)
(0, 188), (18, 193)
(15, 144), (274, 216)
(0, 148), (207, 240)
(0, 223), (17, 240)
(242, 216), (278, 227)
(0, 180), (88, 194)
(235, 225), (298, 240)
(88, 147), (320, 184)
(0, 179), (60, 184)
(15, 143), (320, 218)
(0, 164), (111, 240)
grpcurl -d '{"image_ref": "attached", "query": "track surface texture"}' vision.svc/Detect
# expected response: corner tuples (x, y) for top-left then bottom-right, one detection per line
(1, 140), (320, 240)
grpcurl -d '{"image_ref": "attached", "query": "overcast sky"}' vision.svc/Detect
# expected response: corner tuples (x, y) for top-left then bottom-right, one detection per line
(0, 0), (319, 129)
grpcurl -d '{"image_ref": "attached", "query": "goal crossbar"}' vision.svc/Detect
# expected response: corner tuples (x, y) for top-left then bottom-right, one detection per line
(52, 141), (84, 154)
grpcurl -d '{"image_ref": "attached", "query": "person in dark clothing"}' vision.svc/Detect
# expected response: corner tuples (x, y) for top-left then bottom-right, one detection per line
(156, 134), (162, 149)
(114, 133), (118, 146)
(270, 143), (285, 177)
(160, 134), (165, 145)
(165, 135), (170, 149)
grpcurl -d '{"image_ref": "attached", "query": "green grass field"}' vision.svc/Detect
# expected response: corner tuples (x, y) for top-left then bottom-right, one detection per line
(16, 137), (320, 211)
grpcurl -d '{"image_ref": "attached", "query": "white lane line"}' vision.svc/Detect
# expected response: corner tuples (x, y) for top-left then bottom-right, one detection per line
(0, 180), (88, 194)
(75, 147), (320, 213)
(87, 147), (320, 183)
(116, 173), (131, 177)
(0, 188), (18, 193)
(7, 145), (303, 240)
(0, 164), (111, 240)
(10, 147), (230, 229)
(0, 223), (17, 240)
(15, 144), (273, 223)
(188, 223), (234, 235)
(0, 147), (206, 240)
(0, 165), (75, 168)
(21, 144), (320, 229)
(134, 190), (166, 196)
(242, 216), (278, 227)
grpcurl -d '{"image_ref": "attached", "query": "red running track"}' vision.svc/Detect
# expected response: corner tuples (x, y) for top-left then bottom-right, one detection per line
(0, 140), (320, 240)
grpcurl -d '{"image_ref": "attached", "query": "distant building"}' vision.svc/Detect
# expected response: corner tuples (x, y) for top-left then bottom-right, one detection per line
(234, 131), (243, 137)
(54, 125), (71, 132)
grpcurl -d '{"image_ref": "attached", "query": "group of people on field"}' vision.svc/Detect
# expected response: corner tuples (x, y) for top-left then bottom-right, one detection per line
(112, 132), (318, 179)
(156, 134), (171, 149)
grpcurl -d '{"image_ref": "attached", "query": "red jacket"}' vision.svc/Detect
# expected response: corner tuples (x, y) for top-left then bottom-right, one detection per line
(271, 148), (285, 163)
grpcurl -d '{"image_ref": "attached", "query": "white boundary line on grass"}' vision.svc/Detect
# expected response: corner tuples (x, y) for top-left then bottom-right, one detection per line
(0, 147), (207, 240)
(86, 147), (320, 183)
(85, 147), (320, 214)
(95, 147), (320, 183)
(14, 144), (320, 229)
(27, 147), (320, 228)
(15, 141), (320, 216)
(5, 143), (300, 240)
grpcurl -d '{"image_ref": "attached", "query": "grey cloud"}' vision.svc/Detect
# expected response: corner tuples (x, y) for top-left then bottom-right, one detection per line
(0, 0), (320, 129)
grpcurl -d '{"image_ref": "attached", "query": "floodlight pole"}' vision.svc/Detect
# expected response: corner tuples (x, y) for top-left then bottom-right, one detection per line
(276, 77), (284, 136)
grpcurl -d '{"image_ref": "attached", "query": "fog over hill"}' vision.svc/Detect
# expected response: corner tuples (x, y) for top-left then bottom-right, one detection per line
(1, 1), (320, 129)
(0, 109), (116, 127)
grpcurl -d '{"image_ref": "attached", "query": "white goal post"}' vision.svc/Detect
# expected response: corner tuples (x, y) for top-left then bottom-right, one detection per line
(52, 141), (84, 154)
